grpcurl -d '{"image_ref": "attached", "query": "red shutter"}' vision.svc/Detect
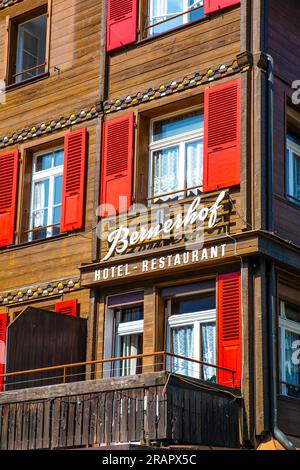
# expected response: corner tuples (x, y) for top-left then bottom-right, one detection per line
(107, 0), (138, 52)
(203, 78), (241, 192)
(0, 150), (19, 248)
(55, 299), (78, 317)
(218, 272), (242, 388)
(204, 0), (240, 14)
(100, 113), (134, 217)
(61, 128), (87, 233)
(0, 313), (8, 392)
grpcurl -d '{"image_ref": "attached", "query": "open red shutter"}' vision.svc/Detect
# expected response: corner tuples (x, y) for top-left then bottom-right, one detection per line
(0, 150), (19, 248)
(204, 0), (240, 14)
(203, 78), (241, 192)
(55, 299), (78, 317)
(218, 272), (242, 388)
(100, 113), (134, 217)
(107, 0), (138, 52)
(61, 128), (87, 233)
(0, 313), (8, 392)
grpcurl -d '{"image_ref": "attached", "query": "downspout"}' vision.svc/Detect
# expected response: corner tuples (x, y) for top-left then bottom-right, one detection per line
(266, 56), (296, 451)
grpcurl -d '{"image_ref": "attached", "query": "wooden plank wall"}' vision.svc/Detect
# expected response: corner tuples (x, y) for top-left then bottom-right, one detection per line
(269, 0), (300, 246)
(108, 8), (241, 99)
(0, 123), (97, 292)
(0, 0), (102, 296)
(0, 0), (101, 136)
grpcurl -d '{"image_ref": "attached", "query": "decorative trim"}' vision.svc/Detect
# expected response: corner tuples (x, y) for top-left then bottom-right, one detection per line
(0, 0), (23, 10)
(0, 104), (101, 150)
(0, 59), (240, 150)
(103, 60), (241, 114)
(0, 276), (81, 306)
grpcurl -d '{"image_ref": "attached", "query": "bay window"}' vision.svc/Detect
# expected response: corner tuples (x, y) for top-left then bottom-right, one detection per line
(286, 134), (300, 205)
(149, 109), (204, 203)
(29, 148), (64, 241)
(165, 287), (217, 380)
(279, 300), (300, 398)
(148, 0), (205, 36)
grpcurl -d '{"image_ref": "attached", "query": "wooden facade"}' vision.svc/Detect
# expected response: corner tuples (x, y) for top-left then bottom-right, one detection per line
(0, 0), (300, 451)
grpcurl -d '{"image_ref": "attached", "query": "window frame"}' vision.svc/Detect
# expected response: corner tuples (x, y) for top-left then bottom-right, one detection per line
(148, 105), (204, 204)
(28, 145), (64, 241)
(6, 3), (51, 88)
(166, 298), (216, 379)
(279, 299), (300, 398)
(286, 135), (300, 206)
(103, 298), (145, 378)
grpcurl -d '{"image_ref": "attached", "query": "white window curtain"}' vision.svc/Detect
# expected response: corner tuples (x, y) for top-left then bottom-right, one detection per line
(33, 180), (46, 228)
(120, 334), (139, 376)
(201, 323), (216, 381)
(172, 326), (194, 376)
(153, 146), (180, 199)
(186, 139), (203, 194)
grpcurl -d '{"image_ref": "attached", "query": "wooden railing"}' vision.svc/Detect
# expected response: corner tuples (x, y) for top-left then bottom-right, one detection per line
(0, 371), (241, 449)
(0, 351), (237, 391)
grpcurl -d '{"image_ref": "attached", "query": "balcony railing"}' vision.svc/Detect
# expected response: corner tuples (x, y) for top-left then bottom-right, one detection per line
(0, 351), (237, 391)
(0, 354), (241, 450)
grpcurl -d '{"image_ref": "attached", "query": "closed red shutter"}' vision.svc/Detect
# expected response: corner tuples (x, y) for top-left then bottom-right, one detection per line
(203, 78), (241, 192)
(0, 313), (8, 392)
(61, 128), (87, 233)
(100, 113), (134, 217)
(217, 272), (242, 388)
(107, 0), (138, 52)
(55, 299), (78, 317)
(204, 0), (240, 14)
(0, 150), (19, 248)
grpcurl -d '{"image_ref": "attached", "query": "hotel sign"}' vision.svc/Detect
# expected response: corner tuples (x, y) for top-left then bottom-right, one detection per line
(94, 243), (227, 282)
(100, 191), (228, 261)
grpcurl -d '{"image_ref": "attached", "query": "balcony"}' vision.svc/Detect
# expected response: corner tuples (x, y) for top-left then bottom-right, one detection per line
(0, 353), (242, 450)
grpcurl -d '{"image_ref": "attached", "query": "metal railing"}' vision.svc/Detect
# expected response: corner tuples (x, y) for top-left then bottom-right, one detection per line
(13, 62), (46, 79)
(0, 351), (237, 391)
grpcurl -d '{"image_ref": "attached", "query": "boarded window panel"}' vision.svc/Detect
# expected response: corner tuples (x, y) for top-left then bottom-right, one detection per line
(217, 272), (242, 388)
(55, 299), (78, 317)
(203, 79), (241, 192)
(100, 113), (134, 217)
(0, 150), (19, 248)
(61, 128), (87, 233)
(107, 0), (138, 51)
(204, 0), (240, 15)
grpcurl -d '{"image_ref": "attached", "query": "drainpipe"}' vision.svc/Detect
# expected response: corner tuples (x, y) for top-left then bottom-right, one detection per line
(266, 57), (295, 450)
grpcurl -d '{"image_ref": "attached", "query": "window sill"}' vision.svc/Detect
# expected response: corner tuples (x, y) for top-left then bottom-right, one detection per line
(5, 72), (49, 92)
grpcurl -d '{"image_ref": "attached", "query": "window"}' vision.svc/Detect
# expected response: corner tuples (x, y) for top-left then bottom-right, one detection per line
(8, 8), (47, 85)
(286, 133), (300, 205)
(279, 300), (300, 398)
(149, 109), (204, 203)
(112, 305), (144, 376)
(166, 293), (216, 380)
(104, 293), (145, 378)
(29, 148), (64, 241)
(148, 0), (205, 36)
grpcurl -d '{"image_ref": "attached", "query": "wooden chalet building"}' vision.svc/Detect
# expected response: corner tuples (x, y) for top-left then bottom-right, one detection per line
(0, 0), (299, 451)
